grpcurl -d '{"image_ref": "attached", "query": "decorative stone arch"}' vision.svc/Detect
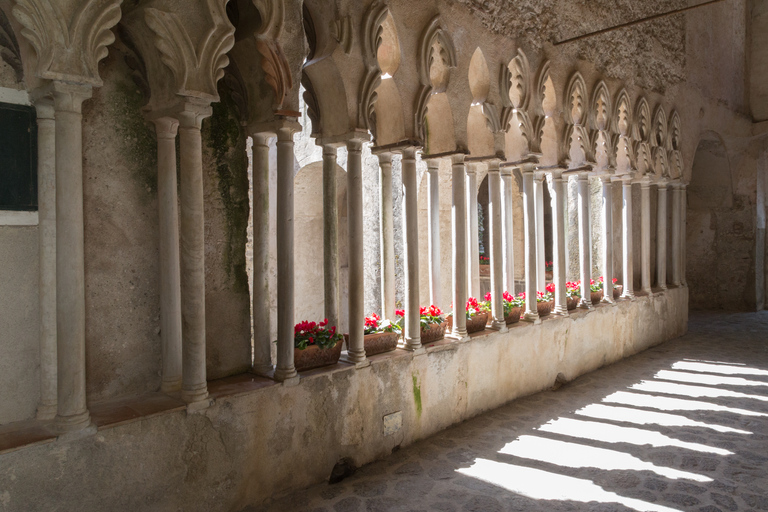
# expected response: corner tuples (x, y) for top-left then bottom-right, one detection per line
(503, 49), (535, 161)
(532, 60), (558, 166)
(467, 47), (494, 156)
(563, 71), (590, 167)
(588, 80), (611, 170)
(651, 105), (668, 179)
(612, 88), (633, 175)
(667, 110), (683, 180)
(632, 96), (652, 175)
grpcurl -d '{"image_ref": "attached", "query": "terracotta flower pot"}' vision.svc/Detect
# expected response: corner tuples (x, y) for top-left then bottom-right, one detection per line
(344, 331), (399, 357)
(505, 306), (522, 324)
(537, 301), (552, 317)
(421, 321), (447, 344)
(466, 312), (489, 333)
(294, 339), (343, 372)
(613, 285), (623, 299)
(590, 290), (604, 304)
(566, 296), (579, 310)
(479, 264), (491, 277)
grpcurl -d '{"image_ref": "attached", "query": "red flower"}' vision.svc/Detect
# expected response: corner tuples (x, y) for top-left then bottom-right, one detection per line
(503, 291), (514, 302)
(484, 292), (492, 301)
(545, 283), (555, 293)
(395, 309), (405, 317)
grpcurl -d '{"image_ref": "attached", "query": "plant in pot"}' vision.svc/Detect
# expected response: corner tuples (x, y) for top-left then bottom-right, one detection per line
(447, 297), (490, 333)
(545, 260), (554, 280)
(597, 276), (622, 299)
(479, 254), (491, 277)
(352, 313), (399, 356)
(516, 291), (553, 317)
(395, 305), (447, 344)
(566, 281), (581, 310)
(292, 319), (344, 372)
(589, 278), (604, 304)
(482, 291), (522, 325)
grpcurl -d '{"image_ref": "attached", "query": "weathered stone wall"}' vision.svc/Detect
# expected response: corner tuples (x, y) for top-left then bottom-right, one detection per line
(0, 290), (688, 512)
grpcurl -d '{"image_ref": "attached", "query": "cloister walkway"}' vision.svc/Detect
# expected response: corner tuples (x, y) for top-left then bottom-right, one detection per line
(253, 312), (768, 512)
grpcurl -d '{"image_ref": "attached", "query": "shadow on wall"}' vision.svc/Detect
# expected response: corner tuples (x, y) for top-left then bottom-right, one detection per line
(686, 131), (752, 310)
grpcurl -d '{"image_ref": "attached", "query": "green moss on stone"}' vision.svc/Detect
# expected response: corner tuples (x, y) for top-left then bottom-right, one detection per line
(412, 374), (422, 418)
(204, 86), (250, 293)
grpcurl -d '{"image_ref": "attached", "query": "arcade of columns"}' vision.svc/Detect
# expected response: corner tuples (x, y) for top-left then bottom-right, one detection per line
(8, 0), (686, 433)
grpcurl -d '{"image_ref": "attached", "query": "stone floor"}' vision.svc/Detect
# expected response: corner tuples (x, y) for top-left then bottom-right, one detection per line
(252, 311), (768, 512)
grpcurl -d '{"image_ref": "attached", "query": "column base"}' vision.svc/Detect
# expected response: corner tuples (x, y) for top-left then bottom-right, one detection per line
(160, 378), (182, 394)
(600, 297), (614, 305)
(578, 299), (593, 310)
(54, 410), (91, 433)
(181, 385), (209, 404)
(490, 319), (508, 332)
(399, 338), (423, 352)
(186, 398), (212, 414)
(522, 312), (541, 324)
(448, 329), (470, 343)
(274, 367), (298, 382)
(340, 352), (371, 368)
(621, 293), (636, 300)
(36, 402), (57, 421)
(553, 305), (569, 316)
(250, 363), (274, 377)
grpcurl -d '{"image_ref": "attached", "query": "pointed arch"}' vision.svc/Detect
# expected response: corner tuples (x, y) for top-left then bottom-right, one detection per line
(468, 47), (490, 103)
(415, 16), (456, 143)
(613, 88), (633, 175)
(589, 80), (611, 132)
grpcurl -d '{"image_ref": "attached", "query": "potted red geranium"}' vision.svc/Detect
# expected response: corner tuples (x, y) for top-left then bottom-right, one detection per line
(517, 291), (553, 317)
(395, 305), (447, 343)
(483, 292), (522, 325)
(566, 281), (580, 310)
(292, 319), (344, 371)
(446, 297), (490, 334)
(345, 313), (399, 356)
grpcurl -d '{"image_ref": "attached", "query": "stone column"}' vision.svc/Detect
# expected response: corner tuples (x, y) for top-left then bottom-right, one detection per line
(177, 101), (211, 405)
(534, 173), (546, 291)
(680, 184), (688, 286)
(466, 164), (480, 298)
(378, 152), (395, 320)
(322, 145), (339, 328)
(621, 177), (635, 299)
(251, 134), (273, 375)
(451, 155), (469, 338)
(52, 82), (92, 431)
(35, 98), (57, 420)
(487, 160), (507, 331)
(671, 182), (682, 286)
(640, 180), (652, 294)
(551, 173), (568, 315)
(501, 168), (515, 293)
(155, 117), (183, 392)
(577, 174), (593, 309)
(401, 148), (422, 351)
(522, 166), (540, 321)
(600, 175), (614, 304)
(275, 126), (300, 382)
(345, 139), (368, 365)
(427, 159), (442, 307)
(656, 183), (668, 290)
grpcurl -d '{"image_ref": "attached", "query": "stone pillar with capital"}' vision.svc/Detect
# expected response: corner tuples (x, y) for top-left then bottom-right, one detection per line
(600, 175), (614, 303)
(401, 148), (422, 351)
(640, 180), (652, 294)
(577, 173), (593, 309)
(466, 164), (480, 299)
(534, 173), (547, 292)
(451, 155), (470, 338)
(680, 184), (688, 286)
(551, 173), (568, 315)
(251, 134), (273, 375)
(522, 166), (540, 321)
(620, 176), (636, 299)
(427, 159), (442, 307)
(34, 97), (57, 420)
(501, 168), (515, 294)
(154, 116), (183, 392)
(378, 152), (395, 320)
(656, 182), (668, 290)
(487, 160), (507, 331)
(671, 182), (682, 286)
(322, 145), (340, 329)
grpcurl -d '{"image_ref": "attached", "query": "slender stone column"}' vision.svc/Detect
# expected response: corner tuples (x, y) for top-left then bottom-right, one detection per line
(322, 145), (340, 328)
(551, 173), (568, 315)
(401, 148), (422, 351)
(680, 184), (688, 286)
(35, 98), (57, 420)
(52, 82), (92, 431)
(640, 180), (652, 294)
(600, 175), (614, 304)
(577, 174), (593, 308)
(177, 101), (211, 404)
(621, 177), (635, 299)
(656, 182), (668, 290)
(345, 139), (368, 364)
(155, 117), (183, 392)
(466, 164), (480, 298)
(275, 125), (300, 382)
(378, 152), (395, 320)
(427, 159), (442, 307)
(487, 160), (507, 331)
(451, 155), (469, 338)
(251, 134), (273, 375)
(534, 173), (546, 291)
(501, 168), (515, 293)
(522, 166), (540, 321)
(671, 182), (682, 286)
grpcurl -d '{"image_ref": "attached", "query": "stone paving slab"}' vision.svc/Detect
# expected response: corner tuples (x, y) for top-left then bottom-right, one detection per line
(250, 312), (768, 512)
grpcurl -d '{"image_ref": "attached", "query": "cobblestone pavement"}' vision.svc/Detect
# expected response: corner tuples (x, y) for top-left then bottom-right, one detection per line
(255, 312), (768, 512)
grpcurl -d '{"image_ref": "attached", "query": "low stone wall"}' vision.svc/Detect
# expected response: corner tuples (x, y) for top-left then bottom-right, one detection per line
(0, 287), (688, 512)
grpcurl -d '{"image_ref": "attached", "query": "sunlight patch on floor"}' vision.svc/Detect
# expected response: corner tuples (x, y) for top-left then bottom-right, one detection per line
(674, 360), (768, 376)
(575, 403), (751, 434)
(603, 390), (768, 417)
(457, 458), (683, 512)
(654, 370), (768, 388)
(538, 417), (732, 455)
(631, 380), (768, 402)
(498, 435), (711, 482)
